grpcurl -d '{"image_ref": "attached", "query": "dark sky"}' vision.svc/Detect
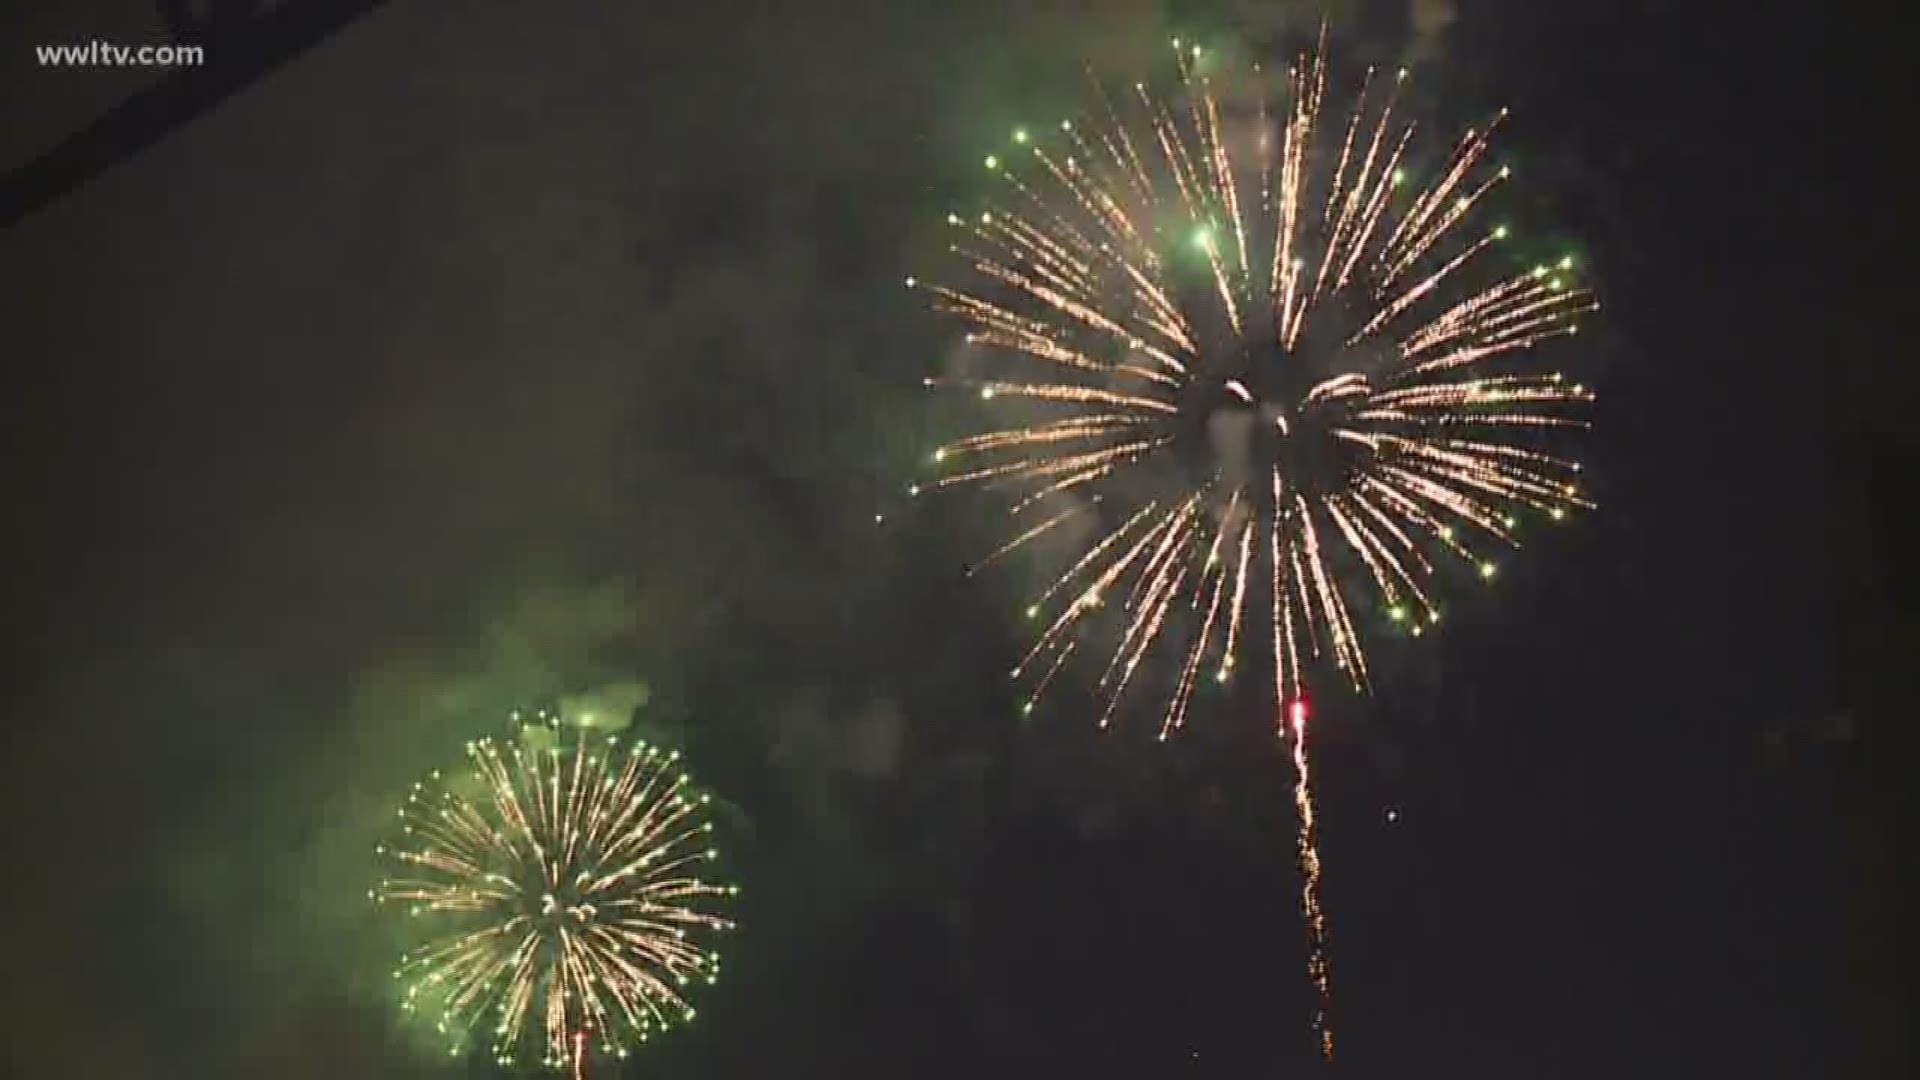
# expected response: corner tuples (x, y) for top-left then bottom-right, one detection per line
(1, 1), (1908, 1078)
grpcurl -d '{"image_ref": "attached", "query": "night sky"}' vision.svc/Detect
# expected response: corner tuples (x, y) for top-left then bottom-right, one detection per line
(1, 2), (1909, 1078)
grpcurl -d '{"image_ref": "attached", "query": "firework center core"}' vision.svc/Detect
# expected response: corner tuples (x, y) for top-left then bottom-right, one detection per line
(538, 887), (598, 926)
(1188, 364), (1372, 504)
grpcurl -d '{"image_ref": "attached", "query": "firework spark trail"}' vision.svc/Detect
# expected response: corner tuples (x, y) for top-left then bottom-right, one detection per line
(374, 712), (738, 1071)
(1288, 700), (1333, 1060)
(913, 34), (1594, 1060)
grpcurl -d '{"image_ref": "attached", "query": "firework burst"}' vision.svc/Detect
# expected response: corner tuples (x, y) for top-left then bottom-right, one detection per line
(911, 33), (1594, 1058)
(372, 711), (737, 1073)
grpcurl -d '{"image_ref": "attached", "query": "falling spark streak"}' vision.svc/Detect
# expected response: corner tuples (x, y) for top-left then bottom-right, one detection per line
(967, 503), (1087, 576)
(917, 35), (1594, 1060)
(375, 716), (736, 1071)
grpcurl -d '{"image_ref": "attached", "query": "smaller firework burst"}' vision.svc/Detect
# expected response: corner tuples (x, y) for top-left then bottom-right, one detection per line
(372, 710), (738, 1071)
